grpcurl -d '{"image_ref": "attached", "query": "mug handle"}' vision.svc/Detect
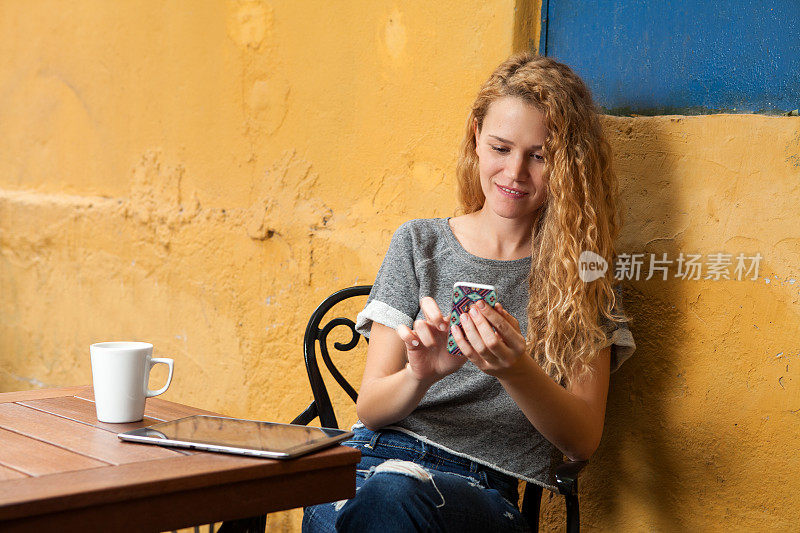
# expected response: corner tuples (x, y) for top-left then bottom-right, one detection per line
(147, 357), (174, 398)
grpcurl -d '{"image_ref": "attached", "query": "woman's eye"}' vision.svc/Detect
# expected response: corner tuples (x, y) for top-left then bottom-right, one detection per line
(490, 145), (543, 161)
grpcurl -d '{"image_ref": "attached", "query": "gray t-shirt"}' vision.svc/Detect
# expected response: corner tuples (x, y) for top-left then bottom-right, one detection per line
(354, 217), (636, 491)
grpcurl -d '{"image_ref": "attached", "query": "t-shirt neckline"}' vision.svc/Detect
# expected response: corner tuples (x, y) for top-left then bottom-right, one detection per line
(440, 217), (532, 269)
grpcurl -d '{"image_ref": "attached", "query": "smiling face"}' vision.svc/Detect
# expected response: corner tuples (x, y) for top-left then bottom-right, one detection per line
(474, 96), (549, 224)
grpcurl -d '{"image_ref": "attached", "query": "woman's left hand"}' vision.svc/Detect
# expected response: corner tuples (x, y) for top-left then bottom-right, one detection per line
(452, 300), (530, 381)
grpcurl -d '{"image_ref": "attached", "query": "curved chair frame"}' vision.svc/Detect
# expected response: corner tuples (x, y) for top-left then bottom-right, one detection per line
(291, 286), (588, 532)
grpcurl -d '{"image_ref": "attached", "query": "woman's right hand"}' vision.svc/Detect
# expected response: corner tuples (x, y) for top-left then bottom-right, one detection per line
(396, 296), (467, 385)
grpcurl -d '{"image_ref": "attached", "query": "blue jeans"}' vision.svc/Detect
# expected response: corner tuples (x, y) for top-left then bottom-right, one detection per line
(302, 426), (531, 532)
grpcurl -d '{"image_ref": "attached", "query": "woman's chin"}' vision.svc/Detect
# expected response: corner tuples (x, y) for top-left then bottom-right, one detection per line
(490, 206), (538, 222)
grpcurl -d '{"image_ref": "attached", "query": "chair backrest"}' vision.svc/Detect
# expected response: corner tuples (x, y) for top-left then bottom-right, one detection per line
(291, 285), (372, 429)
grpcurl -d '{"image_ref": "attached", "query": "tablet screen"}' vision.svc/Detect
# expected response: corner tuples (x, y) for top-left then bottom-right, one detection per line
(123, 415), (351, 456)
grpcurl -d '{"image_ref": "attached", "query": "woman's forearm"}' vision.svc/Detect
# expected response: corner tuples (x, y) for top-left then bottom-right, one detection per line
(498, 356), (603, 461)
(356, 364), (432, 430)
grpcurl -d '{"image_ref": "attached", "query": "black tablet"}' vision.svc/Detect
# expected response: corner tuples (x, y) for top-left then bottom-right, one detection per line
(118, 415), (354, 459)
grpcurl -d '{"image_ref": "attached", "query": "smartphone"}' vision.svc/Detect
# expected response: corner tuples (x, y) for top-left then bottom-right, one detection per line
(447, 282), (498, 356)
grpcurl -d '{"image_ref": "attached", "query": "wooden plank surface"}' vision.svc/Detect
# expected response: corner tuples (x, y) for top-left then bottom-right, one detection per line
(74, 388), (222, 419)
(0, 428), (108, 476)
(0, 444), (360, 521)
(1, 464), (357, 533)
(0, 386), (360, 530)
(0, 403), (182, 464)
(0, 387), (87, 404)
(0, 466), (26, 482)
(18, 396), (165, 434)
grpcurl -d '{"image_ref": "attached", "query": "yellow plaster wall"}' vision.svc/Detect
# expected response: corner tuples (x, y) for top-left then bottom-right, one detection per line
(0, 1), (797, 530)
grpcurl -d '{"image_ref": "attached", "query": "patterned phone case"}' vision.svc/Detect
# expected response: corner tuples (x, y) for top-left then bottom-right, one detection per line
(447, 283), (498, 356)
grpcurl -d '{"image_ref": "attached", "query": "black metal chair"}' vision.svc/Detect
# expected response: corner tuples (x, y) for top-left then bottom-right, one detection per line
(291, 285), (588, 532)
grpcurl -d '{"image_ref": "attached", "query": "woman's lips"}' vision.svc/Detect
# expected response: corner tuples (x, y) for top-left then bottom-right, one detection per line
(496, 183), (529, 199)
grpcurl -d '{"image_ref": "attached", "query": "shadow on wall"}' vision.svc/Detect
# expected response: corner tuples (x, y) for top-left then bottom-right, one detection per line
(534, 116), (688, 531)
(593, 116), (686, 532)
(567, 113), (800, 531)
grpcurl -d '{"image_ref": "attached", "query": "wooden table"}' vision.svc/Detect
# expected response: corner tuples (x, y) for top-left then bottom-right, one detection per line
(0, 386), (360, 532)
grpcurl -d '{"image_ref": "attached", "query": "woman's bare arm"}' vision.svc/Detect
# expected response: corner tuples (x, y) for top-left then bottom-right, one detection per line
(497, 345), (610, 461)
(357, 298), (467, 430)
(355, 322), (433, 430)
(454, 301), (610, 461)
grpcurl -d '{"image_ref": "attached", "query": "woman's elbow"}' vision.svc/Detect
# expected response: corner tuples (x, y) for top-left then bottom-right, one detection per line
(357, 412), (377, 431)
(566, 447), (595, 462)
(566, 435), (601, 462)
(361, 421), (380, 432)
(355, 401), (379, 431)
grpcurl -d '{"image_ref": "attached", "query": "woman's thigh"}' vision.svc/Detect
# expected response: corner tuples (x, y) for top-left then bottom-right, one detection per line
(302, 457), (529, 533)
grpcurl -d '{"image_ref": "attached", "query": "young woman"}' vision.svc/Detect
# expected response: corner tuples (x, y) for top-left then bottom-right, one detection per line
(302, 51), (636, 532)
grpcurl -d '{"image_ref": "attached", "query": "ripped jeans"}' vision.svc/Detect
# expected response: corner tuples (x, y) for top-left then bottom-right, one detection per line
(302, 425), (531, 532)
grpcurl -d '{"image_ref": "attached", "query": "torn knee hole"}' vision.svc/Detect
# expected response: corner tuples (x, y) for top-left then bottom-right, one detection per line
(333, 499), (349, 511)
(372, 459), (433, 482)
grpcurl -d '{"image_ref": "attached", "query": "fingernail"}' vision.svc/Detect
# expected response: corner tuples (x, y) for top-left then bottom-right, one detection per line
(470, 306), (479, 316)
(438, 323), (447, 332)
(461, 313), (469, 322)
(476, 299), (486, 308)
(412, 340), (419, 347)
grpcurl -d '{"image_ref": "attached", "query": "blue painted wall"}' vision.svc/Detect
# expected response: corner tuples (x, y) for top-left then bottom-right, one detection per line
(539, 0), (800, 115)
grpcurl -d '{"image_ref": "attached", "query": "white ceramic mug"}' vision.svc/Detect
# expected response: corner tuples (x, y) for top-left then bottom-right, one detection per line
(90, 342), (174, 423)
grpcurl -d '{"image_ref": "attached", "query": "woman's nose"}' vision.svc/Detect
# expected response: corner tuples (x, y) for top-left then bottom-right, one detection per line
(505, 153), (528, 180)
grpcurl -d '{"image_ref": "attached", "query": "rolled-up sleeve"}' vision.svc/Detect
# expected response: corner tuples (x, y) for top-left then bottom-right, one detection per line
(355, 222), (421, 338)
(600, 287), (637, 373)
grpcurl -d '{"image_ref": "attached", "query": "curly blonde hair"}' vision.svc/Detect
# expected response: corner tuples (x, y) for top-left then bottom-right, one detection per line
(455, 51), (628, 387)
